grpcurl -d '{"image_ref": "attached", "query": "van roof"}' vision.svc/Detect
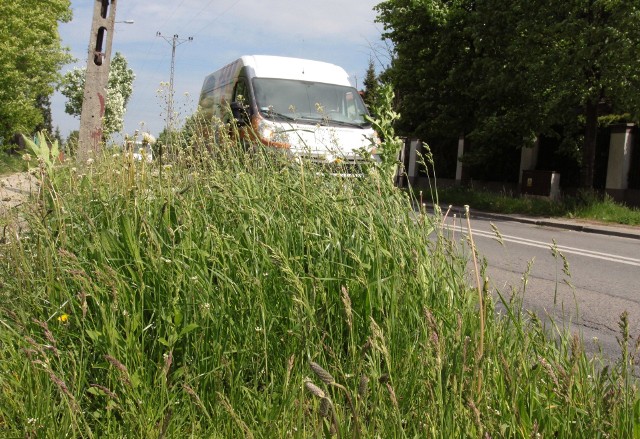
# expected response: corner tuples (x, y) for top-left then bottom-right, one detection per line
(240, 55), (352, 86)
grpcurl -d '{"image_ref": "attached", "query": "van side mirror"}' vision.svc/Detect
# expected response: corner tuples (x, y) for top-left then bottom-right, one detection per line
(231, 101), (250, 126)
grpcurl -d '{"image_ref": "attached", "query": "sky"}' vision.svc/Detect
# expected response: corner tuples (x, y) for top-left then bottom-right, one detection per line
(51, 0), (387, 141)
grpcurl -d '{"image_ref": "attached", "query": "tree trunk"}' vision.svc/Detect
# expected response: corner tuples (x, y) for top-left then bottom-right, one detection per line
(581, 100), (598, 189)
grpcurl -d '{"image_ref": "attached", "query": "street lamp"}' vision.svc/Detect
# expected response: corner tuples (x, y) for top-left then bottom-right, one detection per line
(116, 20), (134, 24)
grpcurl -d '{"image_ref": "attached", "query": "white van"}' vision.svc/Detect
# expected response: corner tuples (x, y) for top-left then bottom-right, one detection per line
(198, 55), (378, 167)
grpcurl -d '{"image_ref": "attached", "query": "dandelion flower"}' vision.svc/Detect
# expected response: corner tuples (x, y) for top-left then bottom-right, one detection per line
(57, 313), (69, 324)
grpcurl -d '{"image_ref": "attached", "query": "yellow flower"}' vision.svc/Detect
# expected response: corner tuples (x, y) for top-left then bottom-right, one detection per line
(57, 313), (69, 324)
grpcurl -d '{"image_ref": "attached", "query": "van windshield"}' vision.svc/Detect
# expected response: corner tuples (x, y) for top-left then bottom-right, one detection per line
(252, 78), (371, 127)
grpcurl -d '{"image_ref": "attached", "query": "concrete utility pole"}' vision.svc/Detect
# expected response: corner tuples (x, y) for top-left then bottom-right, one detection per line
(156, 33), (193, 136)
(78, 0), (118, 163)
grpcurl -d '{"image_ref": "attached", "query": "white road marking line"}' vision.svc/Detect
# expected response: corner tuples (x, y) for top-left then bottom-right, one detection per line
(445, 224), (640, 267)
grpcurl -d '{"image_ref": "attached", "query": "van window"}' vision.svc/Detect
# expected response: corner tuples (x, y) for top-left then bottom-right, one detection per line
(234, 79), (249, 104)
(252, 78), (370, 127)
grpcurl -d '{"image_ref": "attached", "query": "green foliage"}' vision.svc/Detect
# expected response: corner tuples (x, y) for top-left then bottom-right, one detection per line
(570, 192), (640, 226)
(0, 0), (72, 143)
(59, 52), (135, 138)
(169, 110), (215, 152)
(435, 186), (572, 217)
(22, 132), (60, 176)
(34, 95), (54, 134)
(375, 0), (640, 188)
(65, 130), (79, 157)
(362, 58), (379, 117)
(366, 83), (403, 180)
(434, 186), (640, 226)
(0, 152), (28, 176)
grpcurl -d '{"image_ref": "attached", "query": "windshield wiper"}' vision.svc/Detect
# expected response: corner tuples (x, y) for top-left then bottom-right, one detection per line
(324, 119), (370, 129)
(262, 110), (297, 122)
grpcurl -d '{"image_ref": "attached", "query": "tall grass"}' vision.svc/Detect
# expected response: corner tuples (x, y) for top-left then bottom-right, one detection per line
(0, 151), (28, 176)
(570, 191), (640, 226)
(0, 136), (638, 437)
(435, 185), (640, 226)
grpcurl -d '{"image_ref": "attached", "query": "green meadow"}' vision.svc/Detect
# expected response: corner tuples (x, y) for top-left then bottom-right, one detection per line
(0, 139), (638, 437)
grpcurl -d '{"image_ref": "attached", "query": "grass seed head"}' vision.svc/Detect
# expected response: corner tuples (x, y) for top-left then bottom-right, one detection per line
(217, 391), (255, 439)
(90, 383), (119, 401)
(183, 384), (206, 412)
(24, 337), (45, 356)
(538, 356), (559, 390)
(105, 354), (131, 385)
(105, 354), (128, 374)
(310, 361), (334, 385)
(467, 398), (481, 430)
(319, 397), (332, 418)
(386, 382), (398, 409)
(340, 285), (352, 330)
(360, 338), (372, 357)
(358, 374), (369, 399)
(163, 351), (173, 378)
(48, 370), (79, 411)
(77, 290), (88, 319)
(570, 333), (582, 365)
(490, 222), (504, 246)
(304, 381), (326, 399)
(32, 319), (57, 347)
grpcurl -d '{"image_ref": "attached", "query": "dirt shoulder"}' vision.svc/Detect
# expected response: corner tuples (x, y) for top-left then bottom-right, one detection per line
(0, 172), (38, 215)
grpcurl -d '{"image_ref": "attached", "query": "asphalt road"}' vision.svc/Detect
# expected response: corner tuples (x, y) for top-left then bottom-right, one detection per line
(444, 212), (640, 362)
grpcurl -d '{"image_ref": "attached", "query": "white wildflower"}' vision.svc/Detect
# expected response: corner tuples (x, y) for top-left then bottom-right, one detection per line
(142, 132), (156, 145)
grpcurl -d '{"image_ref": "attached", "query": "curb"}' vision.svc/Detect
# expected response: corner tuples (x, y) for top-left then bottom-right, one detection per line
(474, 211), (640, 241)
(428, 204), (640, 241)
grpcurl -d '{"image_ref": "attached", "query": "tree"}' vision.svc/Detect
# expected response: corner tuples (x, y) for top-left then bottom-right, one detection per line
(53, 126), (63, 147)
(65, 130), (79, 157)
(526, 0), (640, 188)
(60, 52), (135, 139)
(376, 1), (481, 138)
(35, 94), (53, 134)
(375, 0), (640, 188)
(362, 57), (380, 116)
(0, 0), (72, 144)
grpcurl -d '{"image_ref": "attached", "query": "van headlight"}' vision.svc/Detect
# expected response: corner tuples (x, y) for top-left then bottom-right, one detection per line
(255, 119), (290, 148)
